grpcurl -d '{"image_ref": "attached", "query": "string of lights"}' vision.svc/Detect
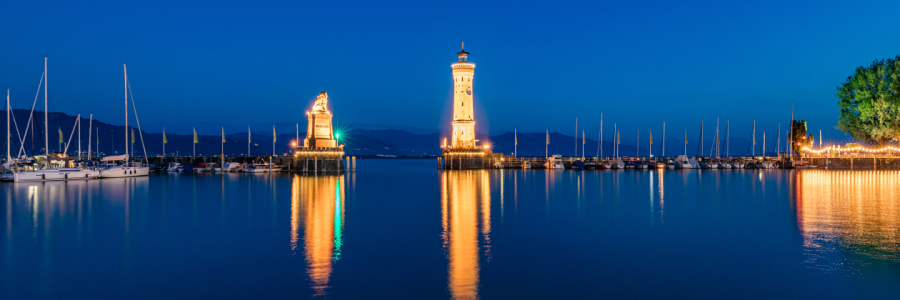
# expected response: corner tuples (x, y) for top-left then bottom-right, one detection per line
(802, 145), (900, 154)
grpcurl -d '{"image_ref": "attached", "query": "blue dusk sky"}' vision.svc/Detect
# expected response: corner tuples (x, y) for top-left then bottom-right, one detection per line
(1, 0), (899, 143)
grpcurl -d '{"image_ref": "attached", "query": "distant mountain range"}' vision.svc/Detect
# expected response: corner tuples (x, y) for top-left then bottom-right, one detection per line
(1, 110), (766, 157)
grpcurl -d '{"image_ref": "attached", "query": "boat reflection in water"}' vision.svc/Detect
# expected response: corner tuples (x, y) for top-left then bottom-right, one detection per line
(441, 170), (491, 300)
(290, 174), (345, 296)
(796, 171), (900, 273)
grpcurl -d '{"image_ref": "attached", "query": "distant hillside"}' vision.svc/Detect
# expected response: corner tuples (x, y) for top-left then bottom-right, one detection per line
(1, 110), (763, 158)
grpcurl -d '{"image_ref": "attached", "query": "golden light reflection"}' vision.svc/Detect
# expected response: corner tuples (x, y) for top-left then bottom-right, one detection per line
(796, 171), (900, 273)
(441, 171), (491, 300)
(658, 169), (664, 223)
(291, 174), (345, 296)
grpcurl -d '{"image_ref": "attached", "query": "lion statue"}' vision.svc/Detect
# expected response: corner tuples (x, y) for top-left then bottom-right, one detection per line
(312, 91), (328, 112)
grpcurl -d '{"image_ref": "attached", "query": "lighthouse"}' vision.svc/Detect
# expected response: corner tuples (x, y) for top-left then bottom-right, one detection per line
(442, 43), (491, 170)
(450, 43), (476, 149)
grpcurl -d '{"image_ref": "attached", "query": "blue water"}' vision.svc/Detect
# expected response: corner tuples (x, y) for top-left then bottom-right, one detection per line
(2, 159), (899, 299)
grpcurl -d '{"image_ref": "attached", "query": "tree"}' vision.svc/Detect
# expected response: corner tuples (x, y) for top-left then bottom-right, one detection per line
(791, 120), (812, 156)
(835, 55), (900, 145)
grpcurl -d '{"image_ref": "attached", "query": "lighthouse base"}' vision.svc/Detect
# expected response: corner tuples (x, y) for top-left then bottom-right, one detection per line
(442, 149), (492, 170)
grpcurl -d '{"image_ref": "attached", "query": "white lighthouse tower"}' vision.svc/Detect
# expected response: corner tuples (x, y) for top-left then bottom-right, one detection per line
(450, 43), (476, 149)
(442, 43), (490, 170)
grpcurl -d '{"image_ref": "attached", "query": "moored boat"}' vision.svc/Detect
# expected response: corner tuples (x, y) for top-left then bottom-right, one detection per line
(15, 168), (100, 181)
(243, 163), (270, 173)
(223, 162), (242, 172)
(99, 155), (150, 178)
(544, 155), (565, 169)
(610, 159), (625, 169)
(675, 155), (693, 169)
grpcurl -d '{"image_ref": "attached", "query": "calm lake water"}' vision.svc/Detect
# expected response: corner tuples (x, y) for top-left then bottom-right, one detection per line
(2, 159), (899, 299)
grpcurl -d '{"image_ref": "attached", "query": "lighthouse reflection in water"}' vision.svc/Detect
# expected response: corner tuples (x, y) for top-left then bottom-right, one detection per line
(291, 174), (344, 296)
(441, 170), (491, 300)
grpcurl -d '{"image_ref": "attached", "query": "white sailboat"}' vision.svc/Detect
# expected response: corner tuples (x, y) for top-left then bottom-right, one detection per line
(100, 64), (149, 178)
(15, 58), (100, 182)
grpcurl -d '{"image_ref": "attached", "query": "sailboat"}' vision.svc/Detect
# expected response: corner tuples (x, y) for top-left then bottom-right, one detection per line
(100, 64), (149, 178)
(15, 58), (100, 182)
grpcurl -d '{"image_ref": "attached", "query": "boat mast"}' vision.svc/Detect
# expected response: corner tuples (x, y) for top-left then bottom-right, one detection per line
(44, 57), (48, 167)
(790, 101), (794, 158)
(599, 113), (603, 159)
(662, 122), (665, 158)
(726, 120), (729, 157)
(124, 64), (129, 163)
(715, 117), (720, 158)
(6, 89), (10, 162)
(752, 119), (756, 156)
(88, 114), (92, 160)
(77, 114), (81, 161)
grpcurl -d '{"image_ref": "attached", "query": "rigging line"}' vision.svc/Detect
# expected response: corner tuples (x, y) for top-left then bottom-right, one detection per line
(17, 71), (44, 158)
(8, 102), (24, 156)
(63, 115), (79, 154)
(127, 81), (148, 162)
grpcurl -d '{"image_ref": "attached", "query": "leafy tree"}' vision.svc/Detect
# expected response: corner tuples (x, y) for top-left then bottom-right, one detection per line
(791, 120), (812, 156)
(835, 56), (900, 145)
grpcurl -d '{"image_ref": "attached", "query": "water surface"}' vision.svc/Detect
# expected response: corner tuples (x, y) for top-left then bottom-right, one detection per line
(2, 160), (899, 299)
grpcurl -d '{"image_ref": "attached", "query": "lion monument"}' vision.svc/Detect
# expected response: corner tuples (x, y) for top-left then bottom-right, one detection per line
(312, 91), (329, 112)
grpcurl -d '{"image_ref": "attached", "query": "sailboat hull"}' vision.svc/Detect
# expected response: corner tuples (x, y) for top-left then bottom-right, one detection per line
(14, 168), (100, 182)
(99, 166), (150, 178)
